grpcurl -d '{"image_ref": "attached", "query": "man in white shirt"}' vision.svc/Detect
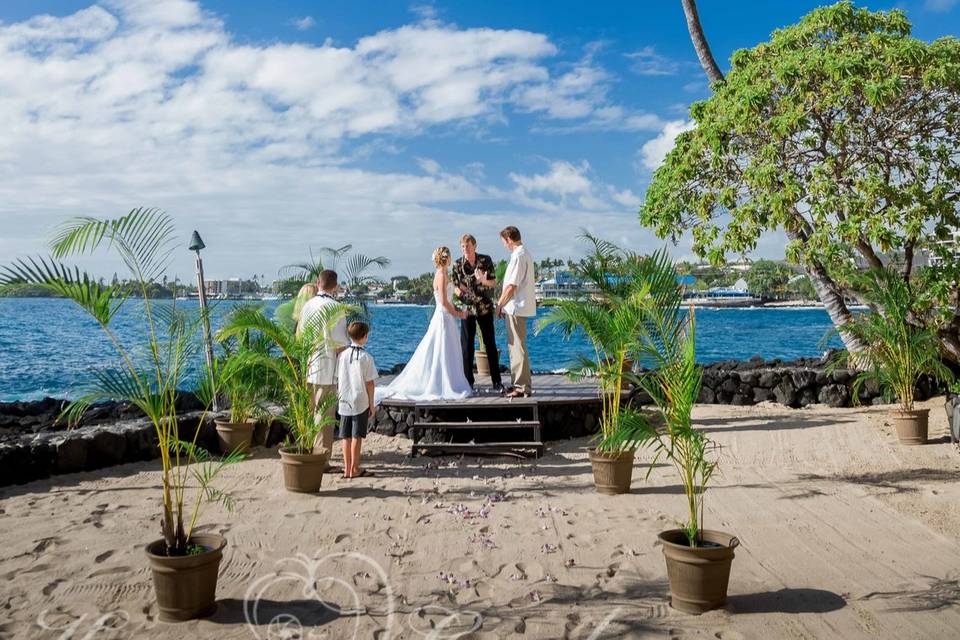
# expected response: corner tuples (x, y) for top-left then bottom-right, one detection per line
(297, 269), (348, 462)
(496, 226), (537, 397)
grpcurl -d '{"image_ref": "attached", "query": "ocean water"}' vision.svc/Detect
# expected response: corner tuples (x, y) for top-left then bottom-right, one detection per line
(0, 298), (843, 402)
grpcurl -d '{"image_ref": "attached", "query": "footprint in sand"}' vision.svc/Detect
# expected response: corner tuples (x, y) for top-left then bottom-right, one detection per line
(32, 537), (61, 554)
(41, 579), (65, 597)
(87, 566), (132, 579)
(715, 632), (745, 640)
(94, 550), (114, 564)
(335, 533), (352, 544)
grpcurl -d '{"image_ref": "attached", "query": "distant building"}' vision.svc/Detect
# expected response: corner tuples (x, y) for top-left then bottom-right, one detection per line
(929, 229), (960, 268)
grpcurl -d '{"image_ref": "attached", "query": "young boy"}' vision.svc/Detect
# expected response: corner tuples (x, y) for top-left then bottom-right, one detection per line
(336, 321), (378, 479)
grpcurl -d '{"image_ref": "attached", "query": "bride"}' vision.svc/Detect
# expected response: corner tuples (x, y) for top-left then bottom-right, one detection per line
(377, 246), (474, 402)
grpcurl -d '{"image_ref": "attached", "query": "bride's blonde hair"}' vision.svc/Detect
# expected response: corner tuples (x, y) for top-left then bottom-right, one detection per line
(432, 246), (451, 268)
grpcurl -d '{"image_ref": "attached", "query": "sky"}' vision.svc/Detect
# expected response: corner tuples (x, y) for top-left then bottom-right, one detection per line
(1, 0), (959, 281)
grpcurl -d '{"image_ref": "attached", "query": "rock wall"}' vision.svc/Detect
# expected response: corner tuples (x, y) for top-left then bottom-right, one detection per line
(667, 356), (938, 409)
(0, 410), (292, 488)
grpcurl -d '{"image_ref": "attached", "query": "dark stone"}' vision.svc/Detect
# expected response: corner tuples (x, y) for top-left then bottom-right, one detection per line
(791, 370), (817, 389)
(758, 371), (780, 388)
(124, 425), (158, 461)
(831, 370), (851, 384)
(817, 384), (849, 408)
(798, 388), (818, 407)
(266, 420), (290, 447)
(697, 386), (716, 404)
(773, 381), (798, 407)
(815, 371), (828, 385)
(720, 378), (738, 395)
(737, 372), (759, 386)
(379, 421), (396, 437)
(753, 387), (774, 403)
(731, 393), (754, 406)
(253, 421), (270, 447)
(716, 386), (734, 404)
(88, 428), (127, 469)
(862, 378), (881, 398)
(54, 436), (88, 473)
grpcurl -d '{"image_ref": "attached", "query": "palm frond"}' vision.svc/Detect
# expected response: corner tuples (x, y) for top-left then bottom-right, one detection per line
(0, 257), (127, 326)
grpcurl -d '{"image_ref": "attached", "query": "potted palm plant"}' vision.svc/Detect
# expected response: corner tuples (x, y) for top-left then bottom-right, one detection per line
(218, 304), (349, 492)
(538, 237), (672, 494)
(627, 303), (737, 614)
(838, 269), (954, 445)
(0, 209), (244, 621)
(214, 306), (274, 454)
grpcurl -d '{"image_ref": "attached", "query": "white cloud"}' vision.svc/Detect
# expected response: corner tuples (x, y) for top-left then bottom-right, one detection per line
(639, 119), (695, 170)
(625, 46), (680, 76)
(416, 157), (442, 175)
(924, 0), (959, 12)
(291, 16), (315, 31)
(0, 1), (669, 277)
(507, 160), (642, 213)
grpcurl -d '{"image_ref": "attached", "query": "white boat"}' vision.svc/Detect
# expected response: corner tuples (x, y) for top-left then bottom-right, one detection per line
(684, 279), (763, 308)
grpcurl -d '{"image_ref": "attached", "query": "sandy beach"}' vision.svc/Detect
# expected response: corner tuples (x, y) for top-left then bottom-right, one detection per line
(1, 398), (958, 639)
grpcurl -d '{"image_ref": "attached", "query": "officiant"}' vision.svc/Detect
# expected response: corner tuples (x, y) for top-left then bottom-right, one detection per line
(452, 234), (503, 394)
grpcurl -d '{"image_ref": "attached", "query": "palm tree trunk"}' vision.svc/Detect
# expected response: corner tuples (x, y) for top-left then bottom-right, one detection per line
(680, 0), (725, 84)
(805, 260), (865, 354)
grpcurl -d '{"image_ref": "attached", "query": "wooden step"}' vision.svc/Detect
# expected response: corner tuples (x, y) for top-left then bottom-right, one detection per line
(412, 441), (545, 457)
(412, 420), (540, 430)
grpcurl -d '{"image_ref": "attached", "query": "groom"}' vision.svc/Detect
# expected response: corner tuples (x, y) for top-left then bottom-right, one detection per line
(452, 234), (503, 393)
(496, 226), (536, 398)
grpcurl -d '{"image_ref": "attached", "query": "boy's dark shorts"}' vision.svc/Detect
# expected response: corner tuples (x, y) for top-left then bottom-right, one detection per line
(338, 412), (369, 439)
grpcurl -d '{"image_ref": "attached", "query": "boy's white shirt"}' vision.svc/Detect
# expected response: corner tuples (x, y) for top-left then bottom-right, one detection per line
(336, 343), (378, 416)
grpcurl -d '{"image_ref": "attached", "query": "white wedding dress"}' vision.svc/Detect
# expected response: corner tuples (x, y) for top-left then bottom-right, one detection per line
(376, 283), (473, 402)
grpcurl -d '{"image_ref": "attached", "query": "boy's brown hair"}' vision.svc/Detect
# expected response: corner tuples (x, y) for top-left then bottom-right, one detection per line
(317, 269), (338, 291)
(347, 321), (370, 341)
(499, 226), (521, 242)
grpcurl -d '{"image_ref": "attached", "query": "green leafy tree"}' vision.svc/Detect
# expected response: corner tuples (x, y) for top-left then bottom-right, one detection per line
(642, 2), (960, 359)
(745, 260), (793, 299)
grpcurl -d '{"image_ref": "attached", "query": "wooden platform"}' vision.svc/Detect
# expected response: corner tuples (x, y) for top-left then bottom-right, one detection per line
(377, 374), (612, 458)
(377, 374), (605, 409)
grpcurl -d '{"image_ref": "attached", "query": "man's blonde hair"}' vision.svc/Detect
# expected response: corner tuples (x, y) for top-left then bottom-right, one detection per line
(460, 234), (477, 246)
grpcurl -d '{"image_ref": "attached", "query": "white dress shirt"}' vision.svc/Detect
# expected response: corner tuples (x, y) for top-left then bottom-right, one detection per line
(299, 294), (349, 385)
(502, 244), (537, 317)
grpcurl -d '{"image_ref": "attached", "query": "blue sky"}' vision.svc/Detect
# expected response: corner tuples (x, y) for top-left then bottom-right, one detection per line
(1, 0), (958, 279)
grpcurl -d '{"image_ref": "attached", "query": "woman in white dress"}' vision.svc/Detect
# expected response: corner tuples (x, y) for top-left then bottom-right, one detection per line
(377, 246), (474, 402)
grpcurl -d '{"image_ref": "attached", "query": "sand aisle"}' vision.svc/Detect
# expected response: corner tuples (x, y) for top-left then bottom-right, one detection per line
(1, 399), (958, 639)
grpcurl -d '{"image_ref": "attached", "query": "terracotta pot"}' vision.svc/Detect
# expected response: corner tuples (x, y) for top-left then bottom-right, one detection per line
(588, 448), (635, 495)
(475, 349), (490, 376)
(145, 533), (226, 622)
(889, 408), (929, 445)
(214, 419), (255, 454)
(279, 447), (330, 493)
(659, 529), (738, 614)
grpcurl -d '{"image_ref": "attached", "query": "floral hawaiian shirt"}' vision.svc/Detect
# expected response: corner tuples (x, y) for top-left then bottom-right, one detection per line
(452, 253), (496, 317)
